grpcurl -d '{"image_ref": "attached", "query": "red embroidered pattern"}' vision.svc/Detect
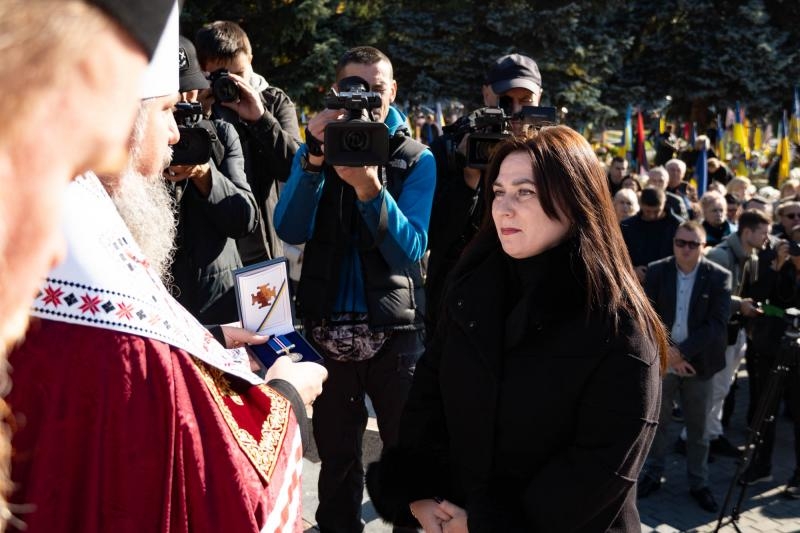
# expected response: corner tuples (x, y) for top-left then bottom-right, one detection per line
(78, 294), (102, 315)
(42, 285), (64, 307)
(116, 302), (134, 320)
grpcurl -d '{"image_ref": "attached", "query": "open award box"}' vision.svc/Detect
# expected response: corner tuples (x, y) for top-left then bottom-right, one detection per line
(234, 258), (322, 368)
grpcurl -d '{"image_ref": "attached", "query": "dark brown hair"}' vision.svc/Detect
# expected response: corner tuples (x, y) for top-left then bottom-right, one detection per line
(482, 127), (668, 371)
(736, 209), (771, 235)
(195, 20), (252, 67)
(335, 46), (393, 81)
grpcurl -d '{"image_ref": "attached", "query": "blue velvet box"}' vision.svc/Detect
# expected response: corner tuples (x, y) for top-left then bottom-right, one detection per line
(233, 258), (322, 368)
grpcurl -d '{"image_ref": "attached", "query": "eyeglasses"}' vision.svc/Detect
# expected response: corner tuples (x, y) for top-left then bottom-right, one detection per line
(674, 238), (702, 249)
(783, 212), (800, 219)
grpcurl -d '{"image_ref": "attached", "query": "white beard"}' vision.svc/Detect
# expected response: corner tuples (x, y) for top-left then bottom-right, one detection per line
(107, 168), (177, 285)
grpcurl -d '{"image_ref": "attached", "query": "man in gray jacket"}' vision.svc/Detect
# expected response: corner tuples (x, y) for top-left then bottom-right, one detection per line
(699, 210), (771, 451)
(676, 210), (771, 456)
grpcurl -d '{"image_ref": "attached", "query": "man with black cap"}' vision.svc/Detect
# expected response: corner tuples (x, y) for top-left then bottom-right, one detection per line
(426, 53), (543, 330)
(164, 36), (258, 324)
(0, 0), (173, 526)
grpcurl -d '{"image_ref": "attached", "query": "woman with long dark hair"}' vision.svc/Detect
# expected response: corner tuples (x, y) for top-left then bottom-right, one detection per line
(367, 126), (667, 532)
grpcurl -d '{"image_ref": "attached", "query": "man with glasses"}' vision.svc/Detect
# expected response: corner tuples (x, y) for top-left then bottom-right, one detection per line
(774, 200), (800, 238)
(674, 210), (771, 460)
(638, 221), (732, 513)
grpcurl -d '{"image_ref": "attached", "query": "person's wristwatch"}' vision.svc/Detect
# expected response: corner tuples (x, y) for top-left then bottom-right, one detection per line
(301, 153), (323, 174)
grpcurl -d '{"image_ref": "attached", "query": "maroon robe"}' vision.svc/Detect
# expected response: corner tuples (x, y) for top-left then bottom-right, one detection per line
(8, 319), (302, 533)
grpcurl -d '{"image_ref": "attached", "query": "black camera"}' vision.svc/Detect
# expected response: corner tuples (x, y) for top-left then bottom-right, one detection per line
(170, 102), (213, 166)
(208, 68), (240, 103)
(445, 106), (557, 169)
(789, 241), (800, 257)
(323, 76), (389, 166)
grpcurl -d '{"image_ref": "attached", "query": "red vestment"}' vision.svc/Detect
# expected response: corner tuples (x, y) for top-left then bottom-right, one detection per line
(8, 320), (303, 533)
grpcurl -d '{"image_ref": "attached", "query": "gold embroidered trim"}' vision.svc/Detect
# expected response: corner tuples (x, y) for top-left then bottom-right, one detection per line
(205, 365), (245, 406)
(195, 360), (291, 483)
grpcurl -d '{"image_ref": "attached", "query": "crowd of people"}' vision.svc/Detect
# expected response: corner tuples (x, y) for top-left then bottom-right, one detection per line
(609, 136), (800, 513)
(2, 1), (800, 532)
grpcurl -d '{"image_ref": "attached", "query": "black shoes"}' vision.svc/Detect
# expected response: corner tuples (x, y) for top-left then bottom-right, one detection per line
(690, 487), (719, 513)
(709, 435), (742, 458)
(637, 475), (663, 498)
(740, 464), (772, 485)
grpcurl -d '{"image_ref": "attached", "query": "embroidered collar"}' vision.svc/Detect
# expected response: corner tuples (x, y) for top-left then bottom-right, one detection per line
(30, 173), (260, 385)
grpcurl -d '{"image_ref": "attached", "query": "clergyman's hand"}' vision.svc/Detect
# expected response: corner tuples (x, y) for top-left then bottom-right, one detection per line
(266, 356), (328, 408)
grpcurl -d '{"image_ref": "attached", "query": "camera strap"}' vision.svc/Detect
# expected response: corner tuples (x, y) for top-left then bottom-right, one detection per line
(197, 119), (225, 168)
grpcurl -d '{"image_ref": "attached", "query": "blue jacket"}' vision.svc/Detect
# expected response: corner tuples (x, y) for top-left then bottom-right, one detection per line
(274, 106), (435, 315)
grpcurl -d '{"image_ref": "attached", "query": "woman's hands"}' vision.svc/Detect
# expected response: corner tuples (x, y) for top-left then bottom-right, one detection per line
(409, 499), (468, 533)
(439, 500), (468, 533)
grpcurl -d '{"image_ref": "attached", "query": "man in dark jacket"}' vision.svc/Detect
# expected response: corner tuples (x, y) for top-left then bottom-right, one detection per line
(647, 166), (689, 220)
(639, 221), (732, 512)
(195, 21), (302, 264)
(165, 36), (258, 324)
(621, 187), (684, 282)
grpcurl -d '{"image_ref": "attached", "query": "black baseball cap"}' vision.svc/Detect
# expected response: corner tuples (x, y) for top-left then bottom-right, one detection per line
(485, 53), (542, 95)
(179, 36), (210, 92)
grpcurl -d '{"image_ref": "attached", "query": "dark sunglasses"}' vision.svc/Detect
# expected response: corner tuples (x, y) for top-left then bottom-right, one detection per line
(783, 212), (800, 219)
(674, 238), (702, 249)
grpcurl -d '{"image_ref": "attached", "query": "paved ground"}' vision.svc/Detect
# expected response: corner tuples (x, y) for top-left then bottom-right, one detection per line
(300, 366), (800, 532)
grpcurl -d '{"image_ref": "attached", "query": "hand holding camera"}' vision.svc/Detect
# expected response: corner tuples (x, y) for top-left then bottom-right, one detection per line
(333, 164), (381, 202)
(165, 163), (213, 197)
(307, 109), (348, 145)
(209, 69), (265, 123)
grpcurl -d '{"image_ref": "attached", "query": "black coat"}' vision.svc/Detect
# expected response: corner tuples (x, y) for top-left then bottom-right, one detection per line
(621, 211), (683, 268)
(170, 120), (258, 324)
(367, 234), (662, 532)
(643, 256), (731, 379)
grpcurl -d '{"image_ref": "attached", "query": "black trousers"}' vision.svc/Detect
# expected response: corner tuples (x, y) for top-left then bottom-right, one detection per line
(311, 328), (424, 533)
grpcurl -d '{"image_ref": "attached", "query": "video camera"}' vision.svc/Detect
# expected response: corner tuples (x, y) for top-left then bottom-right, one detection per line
(170, 102), (213, 166)
(323, 76), (389, 166)
(208, 68), (239, 104)
(444, 106), (557, 169)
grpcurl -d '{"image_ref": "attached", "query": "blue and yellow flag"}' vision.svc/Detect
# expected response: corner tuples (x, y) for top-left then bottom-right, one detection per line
(732, 102), (750, 174)
(792, 86), (800, 145)
(778, 110), (792, 186)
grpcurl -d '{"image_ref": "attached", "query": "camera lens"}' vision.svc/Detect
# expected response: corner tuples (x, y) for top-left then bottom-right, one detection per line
(213, 77), (240, 103)
(472, 139), (495, 163)
(342, 130), (370, 152)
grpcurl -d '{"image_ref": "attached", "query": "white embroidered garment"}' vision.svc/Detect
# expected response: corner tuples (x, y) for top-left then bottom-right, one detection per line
(30, 173), (260, 385)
